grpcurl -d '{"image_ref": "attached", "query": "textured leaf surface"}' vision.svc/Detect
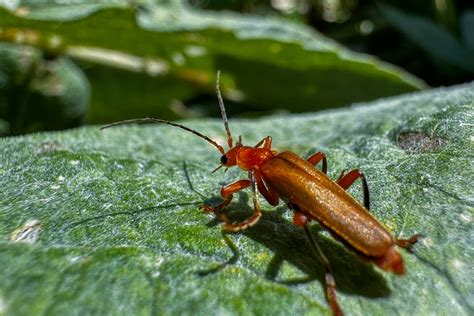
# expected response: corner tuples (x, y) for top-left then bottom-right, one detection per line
(0, 0), (425, 123)
(1, 84), (473, 315)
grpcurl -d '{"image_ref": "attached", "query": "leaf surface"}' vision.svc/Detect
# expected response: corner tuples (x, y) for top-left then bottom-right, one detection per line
(1, 83), (473, 315)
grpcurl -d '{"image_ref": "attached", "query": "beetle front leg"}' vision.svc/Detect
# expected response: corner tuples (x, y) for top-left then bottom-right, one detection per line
(307, 151), (327, 174)
(201, 179), (251, 213)
(223, 170), (262, 232)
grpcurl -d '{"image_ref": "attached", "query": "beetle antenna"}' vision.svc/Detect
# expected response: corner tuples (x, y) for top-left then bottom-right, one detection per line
(101, 118), (225, 154)
(211, 165), (224, 173)
(216, 70), (233, 149)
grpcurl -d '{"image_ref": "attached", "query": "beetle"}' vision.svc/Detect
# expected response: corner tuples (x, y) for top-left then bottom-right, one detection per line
(102, 71), (420, 316)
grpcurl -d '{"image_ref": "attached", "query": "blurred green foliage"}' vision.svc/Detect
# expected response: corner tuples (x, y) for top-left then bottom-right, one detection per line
(0, 0), (472, 136)
(0, 43), (89, 135)
(193, 0), (474, 86)
(0, 0), (432, 135)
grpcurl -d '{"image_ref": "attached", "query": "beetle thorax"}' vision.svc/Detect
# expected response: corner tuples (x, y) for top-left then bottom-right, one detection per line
(236, 147), (275, 171)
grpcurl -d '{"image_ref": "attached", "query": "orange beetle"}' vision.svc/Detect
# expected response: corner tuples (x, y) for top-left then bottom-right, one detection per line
(102, 71), (420, 316)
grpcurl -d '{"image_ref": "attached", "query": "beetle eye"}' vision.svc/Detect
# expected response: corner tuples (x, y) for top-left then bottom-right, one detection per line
(220, 155), (228, 164)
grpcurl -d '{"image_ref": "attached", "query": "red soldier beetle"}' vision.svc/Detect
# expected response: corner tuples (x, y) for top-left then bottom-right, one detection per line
(102, 71), (420, 316)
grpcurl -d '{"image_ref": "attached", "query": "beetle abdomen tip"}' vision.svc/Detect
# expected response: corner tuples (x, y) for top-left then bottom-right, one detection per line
(373, 247), (405, 275)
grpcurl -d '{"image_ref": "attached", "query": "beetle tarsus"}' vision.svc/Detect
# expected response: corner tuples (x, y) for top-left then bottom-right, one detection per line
(396, 233), (421, 248)
(200, 203), (230, 213)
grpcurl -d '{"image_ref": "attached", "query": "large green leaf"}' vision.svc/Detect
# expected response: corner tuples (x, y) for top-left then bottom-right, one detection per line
(0, 0), (425, 124)
(1, 83), (472, 315)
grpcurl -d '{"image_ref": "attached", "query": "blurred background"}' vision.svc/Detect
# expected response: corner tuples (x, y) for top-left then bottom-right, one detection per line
(0, 0), (473, 136)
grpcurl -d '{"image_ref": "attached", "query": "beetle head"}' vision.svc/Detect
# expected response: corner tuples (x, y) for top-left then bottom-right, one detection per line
(218, 135), (243, 167)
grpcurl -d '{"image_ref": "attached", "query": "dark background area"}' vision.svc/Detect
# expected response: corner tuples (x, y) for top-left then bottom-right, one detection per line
(190, 0), (474, 87)
(1, 0), (473, 136)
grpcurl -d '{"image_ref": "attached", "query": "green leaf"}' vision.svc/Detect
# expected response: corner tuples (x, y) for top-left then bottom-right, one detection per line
(1, 83), (472, 315)
(0, 0), (426, 123)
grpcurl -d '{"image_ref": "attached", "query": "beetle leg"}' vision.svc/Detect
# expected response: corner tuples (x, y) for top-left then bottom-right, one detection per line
(307, 152), (327, 174)
(201, 179), (251, 213)
(255, 169), (280, 206)
(223, 171), (262, 232)
(291, 211), (342, 315)
(335, 169), (348, 182)
(338, 169), (420, 250)
(299, 219), (343, 316)
(337, 169), (370, 211)
(396, 233), (421, 248)
(254, 136), (272, 149)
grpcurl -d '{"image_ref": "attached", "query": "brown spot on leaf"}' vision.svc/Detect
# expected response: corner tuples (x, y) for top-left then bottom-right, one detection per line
(397, 132), (447, 154)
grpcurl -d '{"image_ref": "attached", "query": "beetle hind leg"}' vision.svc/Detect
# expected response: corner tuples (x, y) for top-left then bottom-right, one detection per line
(337, 169), (370, 210)
(291, 211), (343, 315)
(396, 233), (421, 248)
(301, 220), (343, 316)
(307, 151), (327, 174)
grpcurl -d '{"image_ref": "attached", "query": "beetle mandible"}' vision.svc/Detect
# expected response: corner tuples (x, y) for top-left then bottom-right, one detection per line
(102, 71), (420, 316)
